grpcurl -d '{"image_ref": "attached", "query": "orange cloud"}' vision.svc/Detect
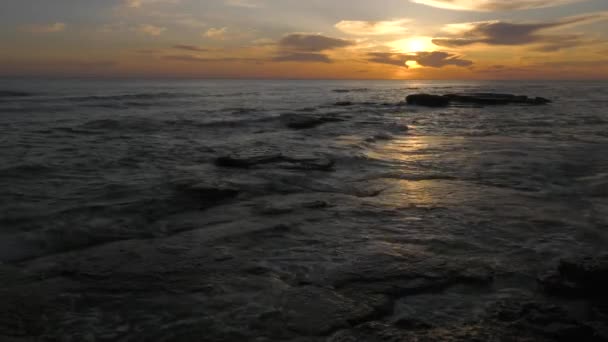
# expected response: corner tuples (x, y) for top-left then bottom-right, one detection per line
(23, 22), (66, 34)
(335, 19), (410, 36)
(410, 0), (585, 11)
(204, 27), (228, 40)
(366, 51), (473, 68)
(138, 24), (166, 36)
(433, 12), (608, 51)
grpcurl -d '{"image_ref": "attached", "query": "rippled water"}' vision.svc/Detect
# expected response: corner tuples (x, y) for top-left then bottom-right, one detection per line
(0, 79), (607, 340)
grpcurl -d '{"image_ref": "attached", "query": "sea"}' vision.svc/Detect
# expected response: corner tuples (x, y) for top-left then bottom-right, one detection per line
(0, 79), (607, 341)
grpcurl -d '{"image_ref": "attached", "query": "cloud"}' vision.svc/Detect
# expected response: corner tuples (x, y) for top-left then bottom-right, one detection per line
(278, 33), (355, 52)
(366, 52), (409, 67)
(135, 49), (159, 54)
(271, 33), (355, 64)
(162, 55), (259, 63)
(432, 12), (608, 51)
(65, 61), (118, 68)
(138, 24), (166, 36)
(335, 19), (410, 35)
(272, 53), (332, 63)
(366, 51), (473, 68)
(410, 0), (585, 11)
(224, 0), (261, 8)
(413, 51), (473, 67)
(23, 22), (66, 34)
(205, 27), (228, 40)
(124, 0), (181, 9)
(173, 45), (207, 52)
(126, 0), (143, 8)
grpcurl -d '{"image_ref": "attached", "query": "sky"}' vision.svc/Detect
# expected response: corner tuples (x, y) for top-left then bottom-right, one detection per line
(1, 0), (608, 79)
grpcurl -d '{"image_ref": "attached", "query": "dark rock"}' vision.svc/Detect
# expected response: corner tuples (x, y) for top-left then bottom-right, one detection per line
(176, 181), (240, 202)
(444, 93), (514, 105)
(407, 92), (551, 107)
(406, 94), (450, 107)
(0, 90), (32, 97)
(281, 114), (344, 130)
(215, 154), (283, 168)
(539, 255), (608, 298)
(215, 153), (335, 172)
(285, 118), (325, 130)
(444, 93), (551, 106)
(280, 155), (335, 171)
(302, 200), (329, 209)
(393, 317), (433, 330)
(334, 101), (354, 106)
(481, 299), (608, 342)
(332, 88), (369, 93)
(255, 202), (294, 215)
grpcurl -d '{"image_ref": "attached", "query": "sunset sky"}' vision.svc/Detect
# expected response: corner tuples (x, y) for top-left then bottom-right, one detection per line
(1, 0), (608, 79)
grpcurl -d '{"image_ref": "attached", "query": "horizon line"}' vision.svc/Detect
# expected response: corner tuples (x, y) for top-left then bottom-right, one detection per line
(2, 76), (608, 82)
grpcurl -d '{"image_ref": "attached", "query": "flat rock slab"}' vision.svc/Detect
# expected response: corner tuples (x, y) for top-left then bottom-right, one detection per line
(406, 93), (551, 107)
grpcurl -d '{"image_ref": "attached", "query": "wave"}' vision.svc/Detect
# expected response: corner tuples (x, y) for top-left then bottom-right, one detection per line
(75, 116), (279, 133)
(67, 92), (195, 102)
(332, 88), (370, 93)
(209, 92), (260, 97)
(0, 163), (54, 177)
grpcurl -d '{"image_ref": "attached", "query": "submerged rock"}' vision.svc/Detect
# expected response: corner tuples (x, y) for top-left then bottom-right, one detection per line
(281, 113), (344, 130)
(175, 181), (240, 203)
(334, 101), (354, 106)
(406, 94), (450, 107)
(0, 90), (32, 97)
(215, 154), (283, 168)
(215, 153), (335, 171)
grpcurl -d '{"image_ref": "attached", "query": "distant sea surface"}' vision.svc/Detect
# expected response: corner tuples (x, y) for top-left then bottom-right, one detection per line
(1, 79), (607, 340)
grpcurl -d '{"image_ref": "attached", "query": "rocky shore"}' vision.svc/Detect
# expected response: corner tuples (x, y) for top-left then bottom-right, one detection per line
(1, 80), (606, 342)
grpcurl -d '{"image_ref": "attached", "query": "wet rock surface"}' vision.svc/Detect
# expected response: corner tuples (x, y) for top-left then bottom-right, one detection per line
(539, 255), (608, 297)
(215, 153), (335, 171)
(281, 113), (344, 130)
(445, 93), (551, 105)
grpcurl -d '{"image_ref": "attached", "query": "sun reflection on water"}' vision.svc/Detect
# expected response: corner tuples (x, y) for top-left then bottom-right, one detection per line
(366, 136), (469, 210)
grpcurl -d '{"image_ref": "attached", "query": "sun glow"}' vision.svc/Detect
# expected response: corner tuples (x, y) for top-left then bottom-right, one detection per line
(389, 37), (435, 53)
(406, 60), (420, 68)
(409, 39), (425, 52)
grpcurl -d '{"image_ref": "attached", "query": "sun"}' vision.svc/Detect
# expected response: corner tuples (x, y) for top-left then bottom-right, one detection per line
(409, 39), (425, 52)
(388, 37), (434, 53)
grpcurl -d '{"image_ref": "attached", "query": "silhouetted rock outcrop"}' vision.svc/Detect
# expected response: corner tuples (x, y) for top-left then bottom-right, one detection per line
(406, 93), (551, 107)
(444, 93), (551, 105)
(406, 94), (450, 107)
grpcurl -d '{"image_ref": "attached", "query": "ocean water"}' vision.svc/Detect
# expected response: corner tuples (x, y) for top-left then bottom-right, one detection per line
(1, 79), (607, 340)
